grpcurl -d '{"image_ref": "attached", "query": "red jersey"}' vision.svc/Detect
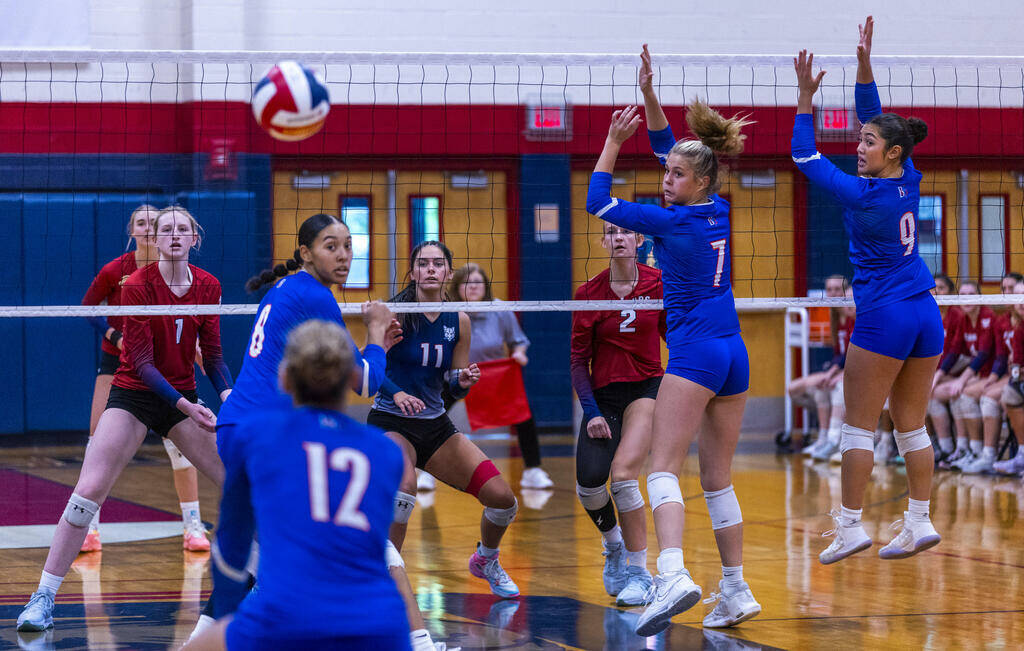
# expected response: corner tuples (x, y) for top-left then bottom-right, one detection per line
(1009, 318), (1024, 366)
(944, 306), (995, 376)
(571, 264), (666, 397)
(82, 252), (140, 356)
(834, 315), (855, 357)
(113, 263), (223, 393)
(941, 306), (964, 356)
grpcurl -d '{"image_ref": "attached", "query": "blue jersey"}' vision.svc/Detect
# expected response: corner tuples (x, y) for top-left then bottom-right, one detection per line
(219, 270), (389, 426)
(792, 82), (935, 313)
(213, 406), (408, 640)
(586, 166), (740, 348)
(373, 312), (460, 418)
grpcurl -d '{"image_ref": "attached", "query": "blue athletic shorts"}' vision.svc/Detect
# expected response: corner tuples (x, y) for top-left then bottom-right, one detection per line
(666, 333), (749, 396)
(851, 291), (944, 360)
(226, 623), (409, 651)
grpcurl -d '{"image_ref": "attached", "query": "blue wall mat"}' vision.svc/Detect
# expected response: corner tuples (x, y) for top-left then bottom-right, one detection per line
(0, 195), (26, 432)
(805, 155), (856, 291)
(518, 155), (572, 427)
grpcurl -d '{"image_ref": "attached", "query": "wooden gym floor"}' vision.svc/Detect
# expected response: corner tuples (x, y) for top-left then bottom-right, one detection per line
(2, 433), (1023, 650)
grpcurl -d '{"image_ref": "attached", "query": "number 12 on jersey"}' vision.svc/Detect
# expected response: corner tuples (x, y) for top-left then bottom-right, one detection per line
(303, 441), (370, 531)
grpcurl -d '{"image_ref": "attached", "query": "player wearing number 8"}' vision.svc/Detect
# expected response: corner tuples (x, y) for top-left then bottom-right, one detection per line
(792, 16), (943, 568)
(185, 320), (410, 650)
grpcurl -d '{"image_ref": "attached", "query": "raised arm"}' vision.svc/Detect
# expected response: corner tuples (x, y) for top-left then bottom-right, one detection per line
(854, 16), (882, 123)
(639, 44), (669, 132)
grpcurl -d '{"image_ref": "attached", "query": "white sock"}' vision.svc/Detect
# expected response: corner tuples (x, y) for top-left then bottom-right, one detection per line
(180, 501), (201, 530)
(938, 437), (954, 453)
(827, 420), (842, 445)
(982, 446), (996, 460)
(478, 542), (499, 558)
(89, 505), (101, 532)
(625, 548), (647, 568)
(721, 564), (744, 590)
(907, 498), (930, 521)
(839, 505), (862, 527)
(410, 629), (435, 651)
(969, 440), (983, 455)
(601, 525), (623, 546)
(38, 570), (63, 597)
(955, 437), (969, 452)
(656, 547), (683, 574)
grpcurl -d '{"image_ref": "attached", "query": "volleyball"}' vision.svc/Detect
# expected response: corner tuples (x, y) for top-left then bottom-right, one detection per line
(251, 61), (330, 142)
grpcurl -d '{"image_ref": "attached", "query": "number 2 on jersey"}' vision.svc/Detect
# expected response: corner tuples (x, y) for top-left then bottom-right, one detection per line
(619, 309), (636, 333)
(710, 239), (727, 287)
(303, 441), (371, 531)
(899, 212), (915, 256)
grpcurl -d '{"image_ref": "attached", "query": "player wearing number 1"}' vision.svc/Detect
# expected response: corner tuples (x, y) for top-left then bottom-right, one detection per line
(18, 207), (232, 633)
(183, 320), (410, 650)
(792, 16), (943, 566)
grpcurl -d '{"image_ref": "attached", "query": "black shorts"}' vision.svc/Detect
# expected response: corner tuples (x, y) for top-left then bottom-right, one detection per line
(576, 376), (661, 487)
(106, 385), (199, 438)
(97, 351), (120, 376)
(592, 376), (662, 429)
(367, 409), (458, 469)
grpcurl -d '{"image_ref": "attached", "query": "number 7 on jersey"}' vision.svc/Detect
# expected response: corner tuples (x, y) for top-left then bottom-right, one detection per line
(710, 239), (727, 287)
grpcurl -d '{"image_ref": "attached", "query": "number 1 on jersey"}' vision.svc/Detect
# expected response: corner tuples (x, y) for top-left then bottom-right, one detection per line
(710, 239), (727, 287)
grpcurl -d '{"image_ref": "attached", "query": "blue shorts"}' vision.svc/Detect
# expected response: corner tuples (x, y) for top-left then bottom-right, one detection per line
(226, 623), (409, 651)
(851, 291), (944, 360)
(666, 333), (749, 396)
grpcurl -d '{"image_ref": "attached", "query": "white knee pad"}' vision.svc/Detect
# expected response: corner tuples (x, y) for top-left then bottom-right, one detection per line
(610, 479), (645, 514)
(576, 483), (611, 511)
(894, 427), (932, 456)
(646, 472), (683, 511)
(163, 438), (194, 470)
(954, 394), (981, 420)
(1002, 382), (1024, 408)
(839, 423), (875, 454)
(394, 491), (416, 524)
(928, 398), (948, 418)
(484, 496), (518, 527)
(704, 485), (742, 530)
(385, 539), (405, 569)
(829, 382), (844, 408)
(980, 395), (1002, 420)
(64, 493), (99, 528)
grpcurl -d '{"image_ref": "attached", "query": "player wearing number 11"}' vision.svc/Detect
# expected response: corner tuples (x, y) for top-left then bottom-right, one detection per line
(792, 16), (943, 566)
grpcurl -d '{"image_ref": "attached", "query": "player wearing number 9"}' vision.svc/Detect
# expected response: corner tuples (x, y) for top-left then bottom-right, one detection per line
(186, 320), (411, 650)
(584, 44), (762, 635)
(793, 17), (943, 568)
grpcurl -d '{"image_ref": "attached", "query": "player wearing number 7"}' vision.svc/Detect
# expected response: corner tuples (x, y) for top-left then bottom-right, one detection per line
(585, 43), (760, 636)
(792, 16), (942, 567)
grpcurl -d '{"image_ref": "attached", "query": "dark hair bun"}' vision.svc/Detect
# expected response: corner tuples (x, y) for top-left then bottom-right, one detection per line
(907, 117), (928, 145)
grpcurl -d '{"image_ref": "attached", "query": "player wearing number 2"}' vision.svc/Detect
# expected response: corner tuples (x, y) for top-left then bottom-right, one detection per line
(183, 320), (410, 650)
(583, 45), (761, 635)
(571, 221), (664, 607)
(368, 240), (522, 600)
(18, 206), (232, 633)
(793, 17), (942, 566)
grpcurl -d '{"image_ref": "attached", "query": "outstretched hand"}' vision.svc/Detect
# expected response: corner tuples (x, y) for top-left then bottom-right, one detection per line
(607, 105), (642, 145)
(794, 50), (826, 96)
(639, 44), (654, 95)
(857, 16), (874, 66)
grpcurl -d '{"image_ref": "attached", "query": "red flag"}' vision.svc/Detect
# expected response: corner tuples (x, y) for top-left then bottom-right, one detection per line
(464, 358), (532, 431)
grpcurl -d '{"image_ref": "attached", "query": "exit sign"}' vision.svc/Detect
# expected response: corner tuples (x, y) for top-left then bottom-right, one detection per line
(816, 108), (858, 142)
(525, 102), (572, 141)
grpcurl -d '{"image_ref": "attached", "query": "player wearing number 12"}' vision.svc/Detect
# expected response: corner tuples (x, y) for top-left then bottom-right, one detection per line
(792, 16), (943, 566)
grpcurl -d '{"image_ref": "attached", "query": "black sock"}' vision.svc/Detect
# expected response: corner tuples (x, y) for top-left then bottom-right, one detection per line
(585, 499), (617, 533)
(515, 417), (542, 468)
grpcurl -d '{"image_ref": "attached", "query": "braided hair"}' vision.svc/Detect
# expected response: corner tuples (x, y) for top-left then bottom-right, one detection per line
(246, 213), (343, 293)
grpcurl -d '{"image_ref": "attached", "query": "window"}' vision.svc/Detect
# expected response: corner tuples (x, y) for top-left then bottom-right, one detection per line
(633, 194), (661, 267)
(980, 195), (1007, 282)
(339, 196), (371, 289)
(918, 194), (943, 274)
(410, 196), (441, 246)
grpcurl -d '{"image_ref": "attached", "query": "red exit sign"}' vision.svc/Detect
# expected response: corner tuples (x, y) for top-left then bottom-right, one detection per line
(816, 108), (857, 141)
(525, 102), (572, 141)
(531, 106), (564, 129)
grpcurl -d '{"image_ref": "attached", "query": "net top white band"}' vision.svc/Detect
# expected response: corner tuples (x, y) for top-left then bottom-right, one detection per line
(3, 294), (1021, 318)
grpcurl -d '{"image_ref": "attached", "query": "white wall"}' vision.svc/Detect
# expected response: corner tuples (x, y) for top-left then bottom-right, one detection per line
(87, 0), (1024, 57)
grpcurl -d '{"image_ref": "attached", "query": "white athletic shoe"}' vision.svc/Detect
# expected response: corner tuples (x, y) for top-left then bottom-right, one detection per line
(828, 449), (843, 465)
(879, 513), (941, 559)
(993, 453), (1024, 475)
(702, 580), (762, 628)
(417, 471), (437, 492)
(520, 466), (554, 489)
(819, 509), (872, 565)
(939, 448), (970, 470)
(16, 591), (54, 632)
(951, 452), (977, 471)
(874, 434), (894, 466)
(802, 436), (825, 457)
(615, 565), (653, 607)
(961, 454), (995, 475)
(812, 439), (839, 462)
(188, 614), (215, 642)
(634, 569), (702, 637)
(602, 541), (628, 596)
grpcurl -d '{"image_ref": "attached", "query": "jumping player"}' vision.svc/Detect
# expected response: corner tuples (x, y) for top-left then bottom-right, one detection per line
(183, 320), (410, 650)
(571, 220), (665, 607)
(368, 241), (522, 600)
(81, 203), (210, 552)
(17, 206), (231, 632)
(792, 17), (942, 565)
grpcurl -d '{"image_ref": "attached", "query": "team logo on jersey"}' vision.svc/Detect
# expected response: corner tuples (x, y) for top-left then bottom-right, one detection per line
(119, 274), (130, 287)
(707, 216), (717, 226)
(443, 325), (456, 341)
(982, 318), (991, 328)
(898, 186), (907, 198)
